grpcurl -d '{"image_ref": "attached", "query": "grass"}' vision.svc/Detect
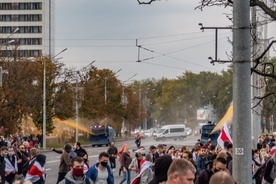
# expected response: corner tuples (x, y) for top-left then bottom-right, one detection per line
(47, 139), (90, 149)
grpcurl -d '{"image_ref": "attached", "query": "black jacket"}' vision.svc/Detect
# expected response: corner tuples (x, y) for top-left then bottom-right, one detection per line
(74, 147), (87, 157)
(0, 156), (5, 184)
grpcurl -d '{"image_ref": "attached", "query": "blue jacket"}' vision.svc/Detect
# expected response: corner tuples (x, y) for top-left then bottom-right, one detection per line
(85, 163), (114, 184)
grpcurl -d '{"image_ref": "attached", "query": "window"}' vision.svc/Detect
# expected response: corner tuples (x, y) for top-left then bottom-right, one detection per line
(170, 128), (184, 133)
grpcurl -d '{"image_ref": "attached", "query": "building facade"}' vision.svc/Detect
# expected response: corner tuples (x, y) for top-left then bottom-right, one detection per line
(0, 0), (54, 58)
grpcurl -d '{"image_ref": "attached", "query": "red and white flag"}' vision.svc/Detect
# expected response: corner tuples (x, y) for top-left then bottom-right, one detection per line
(217, 124), (233, 149)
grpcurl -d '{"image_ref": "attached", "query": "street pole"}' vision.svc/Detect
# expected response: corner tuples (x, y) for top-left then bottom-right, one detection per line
(251, 6), (259, 149)
(232, 0), (252, 183)
(75, 72), (79, 143)
(43, 48), (67, 150)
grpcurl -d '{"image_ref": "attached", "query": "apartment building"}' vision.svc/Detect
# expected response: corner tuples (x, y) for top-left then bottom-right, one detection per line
(0, 0), (54, 58)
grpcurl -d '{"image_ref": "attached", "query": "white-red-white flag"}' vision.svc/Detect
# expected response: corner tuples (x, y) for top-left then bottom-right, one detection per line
(217, 124), (233, 149)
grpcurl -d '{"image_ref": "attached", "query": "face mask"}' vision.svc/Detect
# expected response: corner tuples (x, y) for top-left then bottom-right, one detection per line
(8, 152), (14, 156)
(100, 162), (108, 167)
(84, 158), (88, 162)
(72, 168), (83, 177)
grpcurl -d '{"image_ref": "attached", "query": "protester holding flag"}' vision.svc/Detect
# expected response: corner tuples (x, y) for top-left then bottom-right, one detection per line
(131, 153), (153, 184)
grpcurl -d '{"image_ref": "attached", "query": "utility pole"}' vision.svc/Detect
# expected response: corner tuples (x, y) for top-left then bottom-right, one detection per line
(251, 6), (260, 149)
(232, 0), (252, 183)
(75, 72), (79, 142)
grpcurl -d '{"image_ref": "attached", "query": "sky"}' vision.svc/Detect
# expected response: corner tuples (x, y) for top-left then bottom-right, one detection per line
(55, 0), (276, 81)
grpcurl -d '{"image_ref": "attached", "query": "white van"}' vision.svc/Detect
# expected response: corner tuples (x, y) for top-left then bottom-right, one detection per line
(155, 124), (187, 141)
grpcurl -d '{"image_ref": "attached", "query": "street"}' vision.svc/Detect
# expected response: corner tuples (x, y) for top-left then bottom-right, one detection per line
(44, 134), (199, 183)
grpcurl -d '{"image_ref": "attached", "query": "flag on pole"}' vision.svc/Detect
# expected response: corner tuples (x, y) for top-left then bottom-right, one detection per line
(217, 124), (233, 149)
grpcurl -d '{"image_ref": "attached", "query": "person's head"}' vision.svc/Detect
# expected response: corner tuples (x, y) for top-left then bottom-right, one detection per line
(74, 142), (81, 150)
(182, 151), (193, 162)
(145, 153), (153, 162)
(7, 147), (14, 156)
(209, 144), (216, 152)
(71, 157), (84, 178)
(209, 171), (235, 184)
(223, 141), (230, 150)
(181, 146), (189, 152)
(226, 143), (233, 153)
(155, 155), (173, 182)
(30, 148), (39, 158)
(98, 152), (109, 168)
(18, 144), (26, 153)
(0, 146), (8, 157)
(216, 151), (228, 161)
(79, 152), (88, 162)
(167, 158), (196, 184)
(64, 143), (72, 153)
(110, 141), (115, 146)
(139, 146), (146, 156)
(213, 157), (227, 173)
(36, 154), (46, 167)
(199, 146), (207, 156)
(149, 145), (156, 154)
(157, 144), (164, 153)
(135, 150), (144, 160)
(163, 144), (167, 153)
(122, 144), (129, 153)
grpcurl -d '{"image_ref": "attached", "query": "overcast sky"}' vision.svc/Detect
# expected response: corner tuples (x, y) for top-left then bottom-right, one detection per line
(55, 0), (275, 81)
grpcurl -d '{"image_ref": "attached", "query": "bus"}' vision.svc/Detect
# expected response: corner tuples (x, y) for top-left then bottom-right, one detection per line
(90, 124), (115, 147)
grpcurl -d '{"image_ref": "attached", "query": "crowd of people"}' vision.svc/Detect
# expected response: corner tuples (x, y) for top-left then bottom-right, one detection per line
(0, 132), (275, 184)
(0, 134), (45, 184)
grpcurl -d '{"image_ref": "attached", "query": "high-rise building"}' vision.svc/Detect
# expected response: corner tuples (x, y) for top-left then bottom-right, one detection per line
(0, 0), (54, 58)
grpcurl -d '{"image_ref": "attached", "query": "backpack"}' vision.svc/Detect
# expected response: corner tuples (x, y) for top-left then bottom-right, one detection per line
(65, 177), (90, 184)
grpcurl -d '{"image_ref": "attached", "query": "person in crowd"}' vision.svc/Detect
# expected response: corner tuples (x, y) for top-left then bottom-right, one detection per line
(262, 152), (276, 184)
(59, 157), (93, 184)
(195, 146), (207, 174)
(56, 143), (72, 184)
(195, 157), (228, 184)
(162, 144), (168, 155)
(51, 143), (77, 159)
(129, 149), (144, 176)
(206, 144), (217, 161)
(23, 147), (39, 177)
(131, 153), (154, 184)
(79, 152), (89, 174)
(183, 151), (197, 169)
(166, 146), (175, 155)
(24, 154), (46, 184)
(117, 144), (128, 176)
(74, 142), (88, 157)
(154, 144), (164, 161)
(166, 158), (196, 184)
(16, 144), (30, 180)
(226, 143), (233, 167)
(0, 146), (8, 183)
(257, 137), (264, 150)
(148, 145), (157, 168)
(134, 133), (141, 149)
(5, 146), (18, 184)
(86, 152), (114, 184)
(149, 155), (173, 184)
(119, 145), (132, 184)
(209, 171), (235, 184)
(252, 149), (261, 174)
(107, 141), (118, 172)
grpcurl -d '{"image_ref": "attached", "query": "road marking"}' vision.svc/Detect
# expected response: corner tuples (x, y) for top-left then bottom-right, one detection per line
(45, 168), (51, 171)
(46, 155), (98, 164)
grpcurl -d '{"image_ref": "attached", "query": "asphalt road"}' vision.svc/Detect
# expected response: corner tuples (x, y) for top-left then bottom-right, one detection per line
(43, 134), (199, 183)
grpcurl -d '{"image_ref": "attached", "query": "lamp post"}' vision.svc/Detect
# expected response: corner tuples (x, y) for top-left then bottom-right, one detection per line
(43, 48), (67, 150)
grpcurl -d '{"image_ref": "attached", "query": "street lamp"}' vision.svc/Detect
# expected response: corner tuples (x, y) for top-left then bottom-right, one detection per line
(43, 48), (67, 150)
